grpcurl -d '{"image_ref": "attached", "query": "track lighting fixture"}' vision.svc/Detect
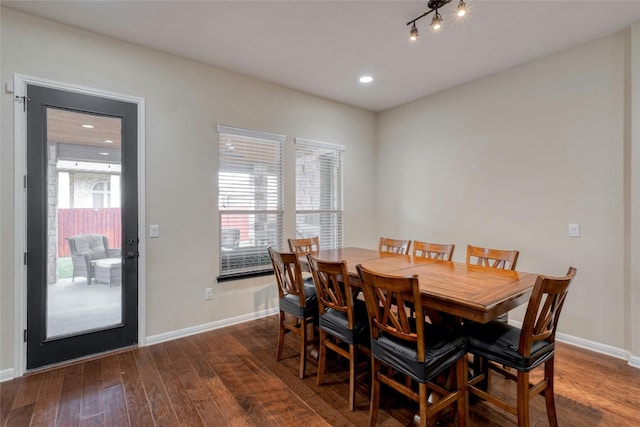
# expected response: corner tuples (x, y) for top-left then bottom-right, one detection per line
(406, 0), (467, 40)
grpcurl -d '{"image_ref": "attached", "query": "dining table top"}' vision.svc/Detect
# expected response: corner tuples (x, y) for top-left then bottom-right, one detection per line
(303, 247), (539, 323)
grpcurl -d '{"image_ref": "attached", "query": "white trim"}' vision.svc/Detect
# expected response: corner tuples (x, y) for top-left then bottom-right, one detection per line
(217, 124), (286, 143)
(146, 307), (278, 346)
(13, 75), (28, 379)
(2, 311), (634, 382)
(294, 137), (346, 152)
(555, 331), (630, 361)
(150, 316), (637, 368)
(136, 100), (147, 347)
(13, 74), (146, 377)
(630, 22), (640, 374)
(0, 369), (15, 383)
(509, 320), (637, 367)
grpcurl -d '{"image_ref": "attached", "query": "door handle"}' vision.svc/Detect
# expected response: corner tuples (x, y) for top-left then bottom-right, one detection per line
(126, 251), (138, 259)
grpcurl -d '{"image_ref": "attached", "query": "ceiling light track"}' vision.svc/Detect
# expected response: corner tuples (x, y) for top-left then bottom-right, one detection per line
(406, 0), (467, 40)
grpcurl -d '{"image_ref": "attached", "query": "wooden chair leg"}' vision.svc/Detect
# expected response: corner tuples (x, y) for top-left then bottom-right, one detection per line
(418, 382), (428, 427)
(369, 358), (380, 427)
(516, 371), (530, 427)
(276, 311), (285, 361)
(544, 359), (559, 427)
(299, 318), (307, 379)
(349, 343), (356, 411)
(472, 354), (489, 391)
(317, 330), (327, 386)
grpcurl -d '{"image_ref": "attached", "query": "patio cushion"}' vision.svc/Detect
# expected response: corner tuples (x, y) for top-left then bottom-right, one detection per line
(73, 234), (108, 259)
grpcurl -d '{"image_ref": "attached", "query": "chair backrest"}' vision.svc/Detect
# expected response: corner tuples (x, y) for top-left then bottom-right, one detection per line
(67, 234), (109, 259)
(378, 237), (411, 255)
(519, 267), (576, 357)
(466, 245), (519, 270)
(307, 255), (356, 328)
(356, 264), (425, 361)
(268, 247), (307, 306)
(413, 241), (455, 261)
(288, 236), (320, 254)
(221, 228), (240, 248)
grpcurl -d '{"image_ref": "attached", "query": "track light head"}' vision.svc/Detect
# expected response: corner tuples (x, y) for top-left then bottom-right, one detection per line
(431, 11), (442, 30)
(457, 0), (467, 17)
(409, 23), (419, 41)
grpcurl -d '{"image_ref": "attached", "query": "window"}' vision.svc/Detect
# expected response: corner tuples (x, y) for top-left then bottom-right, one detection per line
(92, 180), (111, 208)
(294, 138), (344, 249)
(218, 125), (284, 279)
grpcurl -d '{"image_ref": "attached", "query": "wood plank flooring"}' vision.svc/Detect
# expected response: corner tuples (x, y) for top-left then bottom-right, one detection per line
(2, 314), (640, 426)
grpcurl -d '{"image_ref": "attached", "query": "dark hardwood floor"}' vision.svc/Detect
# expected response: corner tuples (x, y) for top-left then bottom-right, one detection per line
(2, 314), (639, 426)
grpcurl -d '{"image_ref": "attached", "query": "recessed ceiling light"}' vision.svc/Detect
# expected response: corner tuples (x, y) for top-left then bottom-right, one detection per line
(82, 124), (94, 129)
(104, 140), (114, 143)
(359, 76), (373, 84)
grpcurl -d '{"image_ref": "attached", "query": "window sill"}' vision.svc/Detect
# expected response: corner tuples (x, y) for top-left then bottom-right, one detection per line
(216, 269), (274, 283)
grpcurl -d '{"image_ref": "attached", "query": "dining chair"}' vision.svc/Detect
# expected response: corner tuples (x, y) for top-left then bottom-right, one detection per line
(466, 245), (519, 323)
(464, 267), (576, 427)
(288, 236), (320, 254)
(466, 244), (519, 270)
(356, 264), (468, 427)
(268, 247), (318, 379)
(378, 237), (411, 255)
(413, 241), (455, 261)
(307, 255), (370, 411)
(288, 236), (320, 278)
(411, 240), (456, 325)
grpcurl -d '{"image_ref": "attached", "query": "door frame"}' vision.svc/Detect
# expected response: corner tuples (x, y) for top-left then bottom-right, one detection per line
(13, 74), (146, 377)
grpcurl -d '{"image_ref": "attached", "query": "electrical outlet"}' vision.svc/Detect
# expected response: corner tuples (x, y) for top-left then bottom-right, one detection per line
(568, 224), (580, 237)
(204, 287), (213, 300)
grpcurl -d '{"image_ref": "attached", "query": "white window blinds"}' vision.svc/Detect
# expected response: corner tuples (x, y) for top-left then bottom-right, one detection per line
(218, 125), (284, 278)
(294, 138), (344, 249)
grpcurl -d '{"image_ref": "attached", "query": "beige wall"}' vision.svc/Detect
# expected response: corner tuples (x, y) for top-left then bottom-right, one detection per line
(0, 9), (376, 372)
(376, 31), (633, 351)
(2, 7), (639, 375)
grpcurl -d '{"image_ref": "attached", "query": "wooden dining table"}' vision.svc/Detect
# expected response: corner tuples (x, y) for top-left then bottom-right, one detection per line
(303, 247), (539, 323)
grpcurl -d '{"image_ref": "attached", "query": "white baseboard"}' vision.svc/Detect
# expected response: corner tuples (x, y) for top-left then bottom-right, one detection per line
(509, 320), (637, 367)
(145, 307), (279, 346)
(0, 368), (14, 383)
(0, 368), (15, 383)
(1, 308), (277, 382)
(4, 312), (635, 382)
(555, 331), (630, 361)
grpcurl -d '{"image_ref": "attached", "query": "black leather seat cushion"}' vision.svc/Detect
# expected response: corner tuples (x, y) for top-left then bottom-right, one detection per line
(279, 282), (317, 318)
(371, 323), (467, 383)
(464, 320), (554, 372)
(319, 299), (369, 345)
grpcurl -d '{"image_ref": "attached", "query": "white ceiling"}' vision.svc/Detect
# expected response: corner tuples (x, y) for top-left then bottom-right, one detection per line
(3, 0), (640, 112)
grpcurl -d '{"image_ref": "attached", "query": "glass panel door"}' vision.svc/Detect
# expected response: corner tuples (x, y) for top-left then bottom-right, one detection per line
(27, 83), (138, 371)
(45, 108), (123, 338)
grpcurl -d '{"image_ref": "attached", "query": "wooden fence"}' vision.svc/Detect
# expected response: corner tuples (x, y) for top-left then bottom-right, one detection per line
(57, 208), (121, 256)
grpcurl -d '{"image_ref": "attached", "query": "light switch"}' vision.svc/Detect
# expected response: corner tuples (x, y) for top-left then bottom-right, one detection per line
(149, 224), (159, 238)
(568, 224), (580, 237)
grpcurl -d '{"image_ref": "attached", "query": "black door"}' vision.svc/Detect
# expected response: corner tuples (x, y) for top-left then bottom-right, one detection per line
(26, 85), (138, 370)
